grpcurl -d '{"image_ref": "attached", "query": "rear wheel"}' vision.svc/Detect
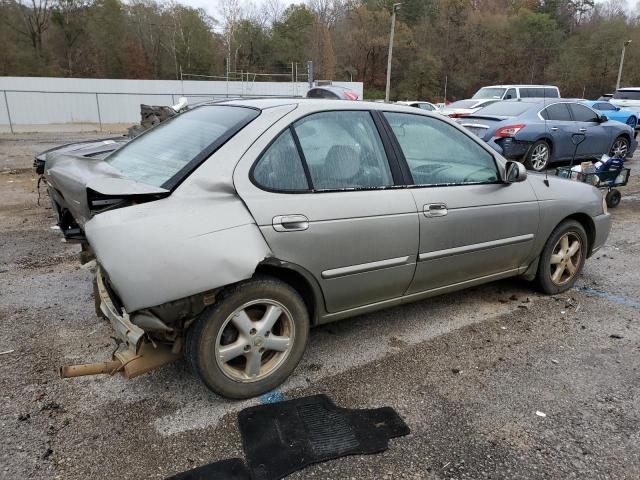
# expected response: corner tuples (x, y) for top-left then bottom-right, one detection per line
(186, 276), (309, 399)
(535, 220), (588, 295)
(524, 140), (551, 171)
(610, 136), (629, 158)
(606, 189), (621, 208)
(626, 116), (637, 130)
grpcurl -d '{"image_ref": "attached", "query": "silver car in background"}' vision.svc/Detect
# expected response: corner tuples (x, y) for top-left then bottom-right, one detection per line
(45, 99), (611, 398)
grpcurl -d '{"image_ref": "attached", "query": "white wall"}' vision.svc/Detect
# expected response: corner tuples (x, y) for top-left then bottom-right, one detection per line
(0, 77), (364, 132)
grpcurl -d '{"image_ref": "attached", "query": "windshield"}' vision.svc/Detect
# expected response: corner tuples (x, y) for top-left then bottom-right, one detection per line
(474, 101), (533, 117)
(613, 90), (640, 100)
(447, 100), (478, 109)
(472, 87), (506, 99)
(105, 105), (259, 187)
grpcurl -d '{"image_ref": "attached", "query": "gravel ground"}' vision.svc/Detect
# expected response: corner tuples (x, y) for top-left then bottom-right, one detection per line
(0, 133), (639, 480)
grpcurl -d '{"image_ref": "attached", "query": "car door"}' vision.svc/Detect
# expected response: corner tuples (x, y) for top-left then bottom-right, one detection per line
(381, 111), (539, 294)
(568, 103), (610, 157)
(234, 108), (419, 313)
(539, 103), (577, 161)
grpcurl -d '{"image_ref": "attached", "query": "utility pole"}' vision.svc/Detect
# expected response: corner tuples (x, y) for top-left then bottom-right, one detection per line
(616, 40), (632, 91)
(385, 3), (402, 103)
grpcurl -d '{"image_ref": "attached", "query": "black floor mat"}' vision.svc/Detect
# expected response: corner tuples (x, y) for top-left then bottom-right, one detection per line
(166, 458), (250, 480)
(238, 394), (410, 480)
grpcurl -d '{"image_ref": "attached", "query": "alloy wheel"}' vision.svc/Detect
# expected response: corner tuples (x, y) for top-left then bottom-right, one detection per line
(530, 144), (549, 171)
(215, 299), (294, 383)
(549, 232), (582, 285)
(611, 138), (628, 158)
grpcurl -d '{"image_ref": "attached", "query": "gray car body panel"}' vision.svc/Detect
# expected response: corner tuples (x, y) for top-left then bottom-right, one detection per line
(48, 99), (609, 325)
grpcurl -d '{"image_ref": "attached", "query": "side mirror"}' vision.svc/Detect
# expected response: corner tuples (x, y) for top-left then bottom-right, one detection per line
(599, 115), (608, 123)
(505, 161), (527, 183)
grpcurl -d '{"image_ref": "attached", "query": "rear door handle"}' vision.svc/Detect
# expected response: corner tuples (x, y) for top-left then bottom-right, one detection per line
(550, 127), (559, 132)
(424, 203), (448, 217)
(272, 214), (309, 232)
(578, 128), (587, 132)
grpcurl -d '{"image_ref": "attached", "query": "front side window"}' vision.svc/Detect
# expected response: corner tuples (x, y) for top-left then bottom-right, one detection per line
(595, 102), (615, 111)
(472, 87), (506, 99)
(384, 112), (499, 185)
(105, 106), (259, 187)
(252, 129), (309, 191)
(541, 103), (572, 121)
(569, 104), (599, 122)
(418, 103), (435, 111)
(504, 88), (516, 99)
(293, 111), (393, 190)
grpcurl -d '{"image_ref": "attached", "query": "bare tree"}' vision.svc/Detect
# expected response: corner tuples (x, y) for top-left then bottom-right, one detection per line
(11, 0), (52, 52)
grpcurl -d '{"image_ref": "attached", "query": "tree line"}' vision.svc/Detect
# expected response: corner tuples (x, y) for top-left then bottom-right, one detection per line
(1, 0), (640, 101)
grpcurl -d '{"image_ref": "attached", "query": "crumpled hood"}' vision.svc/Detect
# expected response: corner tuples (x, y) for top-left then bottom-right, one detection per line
(45, 153), (168, 226)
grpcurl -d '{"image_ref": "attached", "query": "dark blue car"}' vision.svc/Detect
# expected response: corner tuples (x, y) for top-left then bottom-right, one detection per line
(458, 99), (637, 171)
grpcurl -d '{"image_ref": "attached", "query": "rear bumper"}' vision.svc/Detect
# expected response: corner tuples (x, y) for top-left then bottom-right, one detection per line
(96, 267), (145, 352)
(488, 138), (531, 159)
(590, 212), (612, 257)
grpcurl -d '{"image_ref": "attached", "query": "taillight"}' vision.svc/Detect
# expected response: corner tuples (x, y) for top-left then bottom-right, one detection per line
(448, 113), (468, 118)
(495, 124), (525, 137)
(344, 91), (359, 101)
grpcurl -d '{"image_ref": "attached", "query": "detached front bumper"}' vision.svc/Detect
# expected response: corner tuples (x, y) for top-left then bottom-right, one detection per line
(589, 212), (612, 257)
(96, 267), (145, 352)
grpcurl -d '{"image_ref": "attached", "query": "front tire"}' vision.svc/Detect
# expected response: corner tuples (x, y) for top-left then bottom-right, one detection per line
(186, 276), (309, 399)
(535, 220), (588, 295)
(524, 140), (551, 171)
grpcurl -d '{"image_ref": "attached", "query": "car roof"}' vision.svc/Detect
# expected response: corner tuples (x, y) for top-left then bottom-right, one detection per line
(616, 87), (640, 91)
(211, 97), (440, 114)
(479, 85), (559, 89)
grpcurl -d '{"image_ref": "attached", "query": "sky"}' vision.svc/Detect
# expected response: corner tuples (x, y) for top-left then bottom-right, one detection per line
(179, 0), (300, 24)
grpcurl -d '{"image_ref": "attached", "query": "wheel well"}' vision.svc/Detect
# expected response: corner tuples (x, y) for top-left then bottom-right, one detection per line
(564, 213), (595, 255)
(254, 264), (319, 324)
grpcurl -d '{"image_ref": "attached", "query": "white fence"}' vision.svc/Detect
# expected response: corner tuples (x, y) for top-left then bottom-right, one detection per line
(0, 77), (364, 133)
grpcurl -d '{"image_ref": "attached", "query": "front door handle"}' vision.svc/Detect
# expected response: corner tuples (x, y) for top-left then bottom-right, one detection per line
(550, 127), (559, 132)
(424, 203), (448, 217)
(578, 128), (587, 132)
(272, 214), (309, 232)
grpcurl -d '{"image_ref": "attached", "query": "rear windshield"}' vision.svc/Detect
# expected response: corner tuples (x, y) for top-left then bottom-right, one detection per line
(613, 90), (640, 100)
(474, 101), (533, 117)
(472, 88), (505, 99)
(448, 100), (477, 108)
(105, 106), (259, 188)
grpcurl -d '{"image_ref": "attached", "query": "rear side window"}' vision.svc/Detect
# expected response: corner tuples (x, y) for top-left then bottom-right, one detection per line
(293, 111), (393, 190)
(613, 90), (640, 100)
(569, 104), (599, 122)
(544, 87), (560, 98)
(384, 112), (498, 185)
(520, 88), (545, 98)
(541, 103), (572, 121)
(252, 129), (309, 191)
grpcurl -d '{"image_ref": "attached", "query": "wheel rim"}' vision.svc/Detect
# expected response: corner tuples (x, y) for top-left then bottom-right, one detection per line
(549, 232), (582, 286)
(611, 138), (628, 158)
(531, 144), (549, 171)
(215, 299), (295, 383)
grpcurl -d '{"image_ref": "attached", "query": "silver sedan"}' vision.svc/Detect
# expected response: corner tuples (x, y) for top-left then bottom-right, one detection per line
(46, 99), (611, 398)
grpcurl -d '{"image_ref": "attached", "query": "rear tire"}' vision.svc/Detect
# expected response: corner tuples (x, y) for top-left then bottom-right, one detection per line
(610, 135), (630, 158)
(524, 140), (551, 171)
(535, 220), (588, 295)
(606, 189), (621, 208)
(185, 276), (309, 399)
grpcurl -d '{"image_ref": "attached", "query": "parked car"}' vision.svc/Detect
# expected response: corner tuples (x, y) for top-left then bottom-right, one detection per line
(582, 100), (638, 130)
(48, 99), (611, 398)
(458, 99), (636, 171)
(609, 87), (640, 115)
(472, 85), (560, 101)
(306, 85), (359, 100)
(440, 99), (498, 118)
(396, 100), (439, 111)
